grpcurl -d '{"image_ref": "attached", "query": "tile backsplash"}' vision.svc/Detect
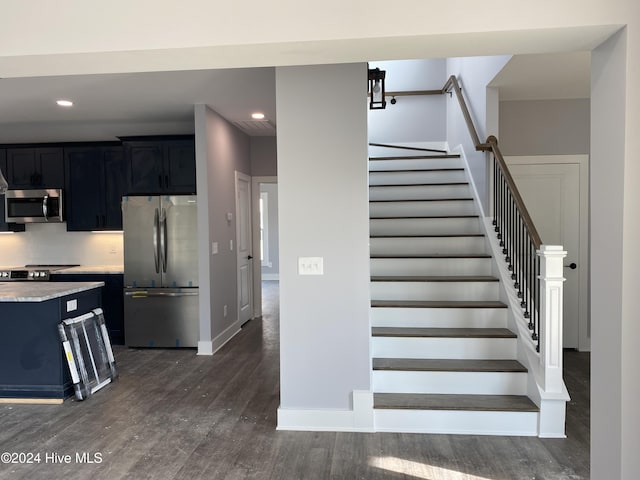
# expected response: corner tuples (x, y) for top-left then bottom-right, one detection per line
(0, 223), (123, 267)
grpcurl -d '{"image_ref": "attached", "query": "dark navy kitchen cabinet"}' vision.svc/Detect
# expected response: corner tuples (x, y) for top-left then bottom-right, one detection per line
(0, 150), (25, 232)
(6, 147), (64, 189)
(65, 145), (127, 231)
(51, 273), (125, 345)
(124, 137), (196, 194)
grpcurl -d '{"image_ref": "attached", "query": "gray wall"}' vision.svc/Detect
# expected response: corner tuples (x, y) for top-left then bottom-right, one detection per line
(260, 183), (279, 277)
(446, 55), (511, 212)
(195, 105), (251, 346)
(368, 59), (447, 144)
(276, 63), (370, 410)
(591, 30), (626, 480)
(250, 136), (278, 176)
(499, 99), (590, 155)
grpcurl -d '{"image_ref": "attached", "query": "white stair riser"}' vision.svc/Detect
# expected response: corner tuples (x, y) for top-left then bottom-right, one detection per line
(370, 217), (481, 236)
(370, 236), (487, 256)
(372, 337), (517, 359)
(371, 281), (499, 301)
(374, 409), (538, 436)
(370, 257), (492, 276)
(369, 184), (471, 201)
(370, 170), (467, 185)
(373, 371), (527, 395)
(369, 158), (464, 171)
(370, 307), (507, 328)
(370, 200), (476, 217)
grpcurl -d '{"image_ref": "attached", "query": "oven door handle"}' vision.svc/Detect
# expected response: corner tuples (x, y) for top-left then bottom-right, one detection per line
(42, 195), (49, 221)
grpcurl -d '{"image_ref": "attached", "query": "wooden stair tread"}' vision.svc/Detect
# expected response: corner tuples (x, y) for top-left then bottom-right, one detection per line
(371, 275), (498, 282)
(373, 358), (527, 372)
(369, 182), (469, 187)
(369, 198), (473, 203)
(371, 300), (507, 308)
(370, 253), (491, 258)
(370, 215), (479, 219)
(373, 393), (539, 412)
(370, 168), (464, 173)
(372, 327), (516, 338)
(370, 233), (484, 238)
(369, 155), (461, 160)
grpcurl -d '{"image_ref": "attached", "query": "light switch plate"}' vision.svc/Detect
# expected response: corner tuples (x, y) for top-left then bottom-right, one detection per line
(298, 257), (324, 275)
(211, 242), (219, 255)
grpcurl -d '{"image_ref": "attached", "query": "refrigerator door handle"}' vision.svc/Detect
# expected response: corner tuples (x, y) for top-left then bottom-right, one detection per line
(153, 208), (160, 273)
(160, 207), (168, 273)
(125, 291), (199, 298)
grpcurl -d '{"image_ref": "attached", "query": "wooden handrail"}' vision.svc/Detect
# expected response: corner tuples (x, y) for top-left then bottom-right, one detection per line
(441, 75), (542, 248)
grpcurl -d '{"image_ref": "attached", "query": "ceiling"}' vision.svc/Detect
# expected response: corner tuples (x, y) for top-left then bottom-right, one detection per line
(490, 52), (591, 101)
(0, 67), (276, 144)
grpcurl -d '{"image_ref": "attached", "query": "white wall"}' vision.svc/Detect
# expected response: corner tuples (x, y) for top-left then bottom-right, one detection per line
(368, 59), (447, 144)
(0, 224), (122, 267)
(499, 99), (590, 155)
(195, 105), (251, 353)
(446, 55), (511, 211)
(276, 63), (370, 410)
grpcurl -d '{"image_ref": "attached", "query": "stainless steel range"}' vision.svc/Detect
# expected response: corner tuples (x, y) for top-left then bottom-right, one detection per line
(0, 265), (79, 281)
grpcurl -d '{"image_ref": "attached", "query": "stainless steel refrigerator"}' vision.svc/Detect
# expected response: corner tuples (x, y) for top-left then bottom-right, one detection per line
(123, 195), (199, 347)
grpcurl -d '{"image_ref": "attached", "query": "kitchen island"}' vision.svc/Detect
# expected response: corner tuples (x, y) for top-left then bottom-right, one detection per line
(0, 282), (103, 403)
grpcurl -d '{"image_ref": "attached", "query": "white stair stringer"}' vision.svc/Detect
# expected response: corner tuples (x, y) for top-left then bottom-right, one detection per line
(368, 151), (539, 436)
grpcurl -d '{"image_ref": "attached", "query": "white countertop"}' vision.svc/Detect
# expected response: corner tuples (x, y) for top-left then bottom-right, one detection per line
(56, 265), (124, 275)
(0, 282), (104, 302)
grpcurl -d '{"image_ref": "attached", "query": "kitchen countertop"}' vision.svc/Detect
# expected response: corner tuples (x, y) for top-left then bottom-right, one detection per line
(55, 265), (124, 275)
(0, 282), (104, 302)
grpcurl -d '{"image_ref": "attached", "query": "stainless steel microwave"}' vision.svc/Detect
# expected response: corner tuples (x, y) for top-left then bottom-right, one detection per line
(4, 189), (63, 223)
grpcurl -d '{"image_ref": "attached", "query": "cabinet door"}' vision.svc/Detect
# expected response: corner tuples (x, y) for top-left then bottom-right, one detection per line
(65, 147), (103, 231)
(102, 147), (127, 230)
(6, 148), (37, 187)
(37, 148), (64, 188)
(6, 148), (64, 188)
(165, 140), (196, 193)
(126, 143), (165, 194)
(0, 151), (25, 232)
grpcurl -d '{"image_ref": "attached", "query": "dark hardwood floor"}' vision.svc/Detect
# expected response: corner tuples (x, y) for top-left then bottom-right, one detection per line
(0, 281), (590, 479)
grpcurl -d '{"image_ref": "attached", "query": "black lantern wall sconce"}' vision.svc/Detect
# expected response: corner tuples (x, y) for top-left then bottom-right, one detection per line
(368, 67), (387, 110)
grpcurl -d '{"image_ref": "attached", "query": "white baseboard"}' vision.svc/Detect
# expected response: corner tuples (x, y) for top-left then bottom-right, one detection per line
(262, 273), (280, 281)
(197, 320), (241, 356)
(452, 144), (486, 218)
(197, 341), (213, 356)
(277, 391), (374, 432)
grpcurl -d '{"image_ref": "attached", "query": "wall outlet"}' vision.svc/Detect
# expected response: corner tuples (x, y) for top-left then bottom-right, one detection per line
(66, 299), (78, 312)
(223, 305), (228, 317)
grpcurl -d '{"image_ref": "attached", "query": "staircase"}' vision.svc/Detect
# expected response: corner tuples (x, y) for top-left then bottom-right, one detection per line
(368, 152), (539, 435)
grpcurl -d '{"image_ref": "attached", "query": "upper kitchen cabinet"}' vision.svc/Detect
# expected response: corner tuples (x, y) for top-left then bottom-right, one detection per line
(6, 147), (64, 189)
(65, 145), (127, 231)
(0, 150), (25, 232)
(123, 137), (196, 195)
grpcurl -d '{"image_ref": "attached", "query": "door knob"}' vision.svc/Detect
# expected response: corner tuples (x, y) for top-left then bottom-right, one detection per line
(564, 262), (577, 270)
(247, 255), (253, 260)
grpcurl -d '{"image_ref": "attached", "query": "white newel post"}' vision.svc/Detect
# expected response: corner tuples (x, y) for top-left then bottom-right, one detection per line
(537, 245), (567, 394)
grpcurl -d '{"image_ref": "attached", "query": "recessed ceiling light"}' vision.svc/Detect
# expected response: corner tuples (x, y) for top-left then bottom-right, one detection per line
(251, 112), (265, 120)
(56, 100), (73, 107)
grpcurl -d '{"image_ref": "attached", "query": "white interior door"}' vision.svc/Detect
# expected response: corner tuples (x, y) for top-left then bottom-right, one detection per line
(506, 158), (584, 349)
(236, 172), (253, 325)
